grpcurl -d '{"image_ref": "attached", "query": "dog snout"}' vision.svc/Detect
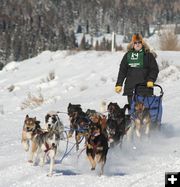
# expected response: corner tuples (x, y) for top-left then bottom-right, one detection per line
(52, 143), (56, 148)
(48, 124), (51, 128)
(26, 127), (32, 132)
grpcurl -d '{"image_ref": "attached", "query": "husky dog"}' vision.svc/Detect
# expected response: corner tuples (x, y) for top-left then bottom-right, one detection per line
(107, 102), (130, 147)
(132, 101), (151, 139)
(86, 123), (109, 176)
(31, 129), (60, 176)
(45, 111), (65, 140)
(86, 109), (107, 137)
(21, 115), (42, 161)
(67, 103), (90, 151)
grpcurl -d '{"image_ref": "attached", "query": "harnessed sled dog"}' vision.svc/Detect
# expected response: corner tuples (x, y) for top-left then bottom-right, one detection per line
(31, 127), (60, 176)
(128, 83), (163, 141)
(131, 101), (151, 139)
(86, 109), (107, 137)
(107, 102), (130, 147)
(45, 111), (65, 140)
(21, 115), (41, 158)
(67, 103), (90, 151)
(86, 122), (109, 176)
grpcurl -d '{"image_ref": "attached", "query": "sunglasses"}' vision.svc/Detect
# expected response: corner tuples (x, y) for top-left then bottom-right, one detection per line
(134, 41), (142, 45)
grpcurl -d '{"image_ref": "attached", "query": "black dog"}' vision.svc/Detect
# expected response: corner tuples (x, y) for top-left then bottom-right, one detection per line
(107, 102), (130, 148)
(67, 103), (90, 151)
(86, 123), (109, 176)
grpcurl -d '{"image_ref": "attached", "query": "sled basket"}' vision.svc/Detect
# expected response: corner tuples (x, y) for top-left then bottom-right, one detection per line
(130, 83), (164, 127)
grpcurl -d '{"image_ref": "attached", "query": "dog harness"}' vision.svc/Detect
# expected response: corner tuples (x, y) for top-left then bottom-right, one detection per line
(131, 108), (150, 125)
(44, 142), (51, 153)
(44, 142), (56, 153)
(88, 133), (104, 153)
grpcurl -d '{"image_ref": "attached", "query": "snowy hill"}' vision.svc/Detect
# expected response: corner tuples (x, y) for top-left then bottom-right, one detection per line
(0, 50), (180, 187)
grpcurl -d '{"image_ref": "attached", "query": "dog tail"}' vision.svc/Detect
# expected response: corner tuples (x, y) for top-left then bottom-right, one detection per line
(100, 101), (106, 114)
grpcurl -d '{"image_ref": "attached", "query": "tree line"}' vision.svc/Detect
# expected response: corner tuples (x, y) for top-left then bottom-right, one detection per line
(0, 0), (179, 68)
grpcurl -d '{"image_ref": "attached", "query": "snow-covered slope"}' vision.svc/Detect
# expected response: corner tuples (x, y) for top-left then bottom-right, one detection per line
(0, 50), (180, 187)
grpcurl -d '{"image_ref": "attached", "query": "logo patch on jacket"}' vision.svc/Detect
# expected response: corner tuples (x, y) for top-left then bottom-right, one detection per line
(131, 53), (138, 60)
(127, 50), (144, 68)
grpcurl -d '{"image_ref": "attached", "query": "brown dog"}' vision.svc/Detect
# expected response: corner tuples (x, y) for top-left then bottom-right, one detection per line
(21, 115), (41, 162)
(67, 103), (90, 151)
(86, 123), (109, 176)
(133, 101), (151, 138)
(86, 109), (107, 136)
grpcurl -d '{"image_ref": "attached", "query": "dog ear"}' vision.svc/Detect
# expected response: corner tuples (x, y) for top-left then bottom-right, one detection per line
(107, 102), (112, 108)
(35, 120), (40, 125)
(115, 103), (121, 110)
(25, 114), (29, 119)
(45, 114), (50, 123)
(86, 109), (90, 115)
(35, 121), (41, 129)
(123, 104), (130, 112)
(33, 117), (36, 121)
(124, 104), (130, 109)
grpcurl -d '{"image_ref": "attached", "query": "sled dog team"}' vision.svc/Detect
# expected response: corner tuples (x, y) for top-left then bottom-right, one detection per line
(21, 101), (152, 176)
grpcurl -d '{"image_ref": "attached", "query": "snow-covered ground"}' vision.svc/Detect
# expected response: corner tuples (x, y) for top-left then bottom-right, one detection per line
(0, 47), (180, 187)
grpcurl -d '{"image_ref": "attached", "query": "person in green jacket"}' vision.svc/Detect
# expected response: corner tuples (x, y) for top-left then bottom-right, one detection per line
(115, 33), (159, 106)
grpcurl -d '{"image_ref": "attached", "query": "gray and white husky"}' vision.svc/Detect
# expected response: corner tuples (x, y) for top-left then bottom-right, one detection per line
(45, 111), (65, 140)
(32, 129), (60, 176)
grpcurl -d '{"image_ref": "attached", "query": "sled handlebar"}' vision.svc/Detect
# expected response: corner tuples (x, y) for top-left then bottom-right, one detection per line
(134, 83), (164, 97)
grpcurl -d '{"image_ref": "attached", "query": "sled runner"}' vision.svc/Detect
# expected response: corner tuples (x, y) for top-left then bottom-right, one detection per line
(130, 83), (164, 129)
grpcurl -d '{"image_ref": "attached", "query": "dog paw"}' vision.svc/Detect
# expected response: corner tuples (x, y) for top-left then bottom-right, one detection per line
(47, 173), (53, 177)
(98, 173), (103, 177)
(91, 167), (95, 170)
(22, 143), (29, 152)
(39, 162), (44, 167)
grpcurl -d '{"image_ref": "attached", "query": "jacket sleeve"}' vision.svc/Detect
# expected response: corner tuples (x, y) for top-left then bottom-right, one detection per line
(147, 53), (159, 82)
(116, 53), (128, 86)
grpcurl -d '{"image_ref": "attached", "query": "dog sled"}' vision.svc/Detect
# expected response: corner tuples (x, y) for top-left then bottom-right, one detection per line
(130, 83), (163, 129)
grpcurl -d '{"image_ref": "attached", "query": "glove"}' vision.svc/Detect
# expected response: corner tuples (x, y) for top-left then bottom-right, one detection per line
(147, 81), (154, 88)
(115, 86), (122, 93)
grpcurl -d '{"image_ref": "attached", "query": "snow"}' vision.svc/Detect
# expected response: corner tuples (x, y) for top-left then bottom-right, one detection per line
(0, 43), (180, 186)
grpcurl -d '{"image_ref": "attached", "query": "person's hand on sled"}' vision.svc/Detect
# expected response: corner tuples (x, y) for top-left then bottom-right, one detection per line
(147, 81), (154, 88)
(115, 85), (122, 93)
